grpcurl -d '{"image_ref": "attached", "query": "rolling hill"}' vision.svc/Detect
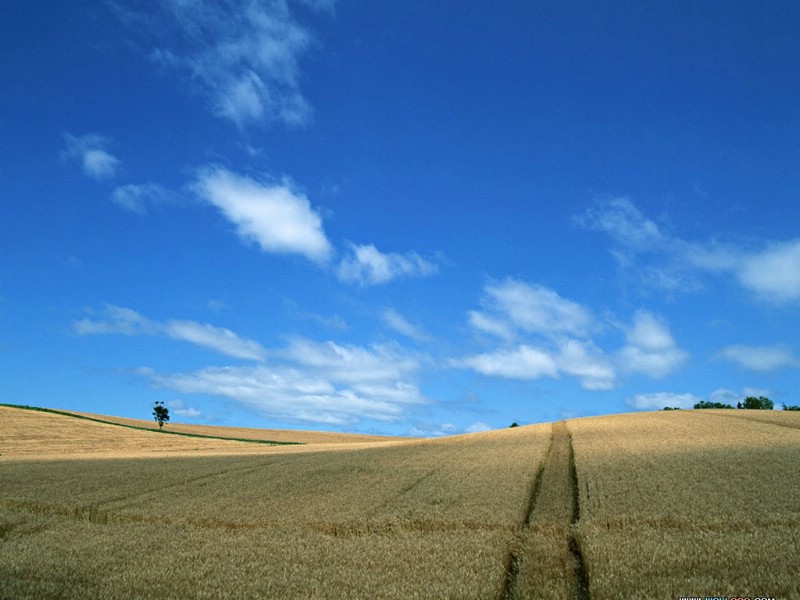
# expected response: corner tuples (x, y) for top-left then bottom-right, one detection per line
(1, 405), (798, 599)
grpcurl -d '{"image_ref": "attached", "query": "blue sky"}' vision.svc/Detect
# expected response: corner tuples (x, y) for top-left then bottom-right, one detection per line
(2, 1), (800, 436)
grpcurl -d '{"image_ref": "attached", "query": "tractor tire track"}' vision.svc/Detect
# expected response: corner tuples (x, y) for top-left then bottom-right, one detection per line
(499, 421), (591, 600)
(568, 428), (591, 600)
(498, 426), (553, 600)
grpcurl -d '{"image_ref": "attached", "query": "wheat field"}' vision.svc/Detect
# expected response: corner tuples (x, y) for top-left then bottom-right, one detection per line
(1, 405), (798, 598)
(570, 410), (800, 599)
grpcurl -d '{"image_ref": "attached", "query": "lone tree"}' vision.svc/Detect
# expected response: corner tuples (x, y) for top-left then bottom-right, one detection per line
(153, 401), (170, 429)
(738, 396), (774, 410)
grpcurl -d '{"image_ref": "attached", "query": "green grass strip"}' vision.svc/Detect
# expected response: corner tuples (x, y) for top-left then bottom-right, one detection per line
(0, 403), (302, 446)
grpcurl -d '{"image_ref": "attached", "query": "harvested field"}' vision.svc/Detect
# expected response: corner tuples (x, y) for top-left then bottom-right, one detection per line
(2, 405), (798, 598)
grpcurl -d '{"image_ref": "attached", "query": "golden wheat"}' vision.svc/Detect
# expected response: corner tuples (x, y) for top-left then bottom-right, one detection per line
(569, 410), (800, 599)
(66, 409), (406, 444)
(2, 406), (798, 598)
(0, 407), (552, 599)
(485, 420), (577, 600)
(0, 406), (411, 459)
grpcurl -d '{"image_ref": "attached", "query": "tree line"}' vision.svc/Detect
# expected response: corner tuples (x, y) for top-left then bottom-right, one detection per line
(663, 396), (800, 411)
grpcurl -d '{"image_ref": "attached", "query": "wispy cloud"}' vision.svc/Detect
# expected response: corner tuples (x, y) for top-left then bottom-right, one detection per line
(577, 196), (665, 253)
(718, 344), (800, 372)
(408, 422), (463, 437)
(139, 0), (323, 128)
(381, 308), (430, 342)
(63, 133), (121, 181)
(469, 278), (595, 340)
(74, 305), (157, 336)
(111, 183), (173, 215)
(194, 166), (332, 264)
(74, 305), (266, 362)
(578, 197), (800, 303)
(164, 320), (267, 362)
(337, 243), (438, 286)
(141, 338), (427, 426)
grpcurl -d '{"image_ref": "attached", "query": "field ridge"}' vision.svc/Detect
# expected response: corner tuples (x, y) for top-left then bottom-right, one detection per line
(693, 408), (800, 430)
(0, 403), (301, 446)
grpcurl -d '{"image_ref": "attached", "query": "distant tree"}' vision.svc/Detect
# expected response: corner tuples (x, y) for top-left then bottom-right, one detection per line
(782, 403), (800, 411)
(509, 421), (519, 428)
(694, 400), (734, 409)
(740, 396), (774, 410)
(662, 406), (681, 411)
(152, 401), (170, 429)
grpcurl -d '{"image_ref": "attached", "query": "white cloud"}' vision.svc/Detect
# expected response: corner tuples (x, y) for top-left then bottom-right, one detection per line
(475, 279), (595, 339)
(75, 307), (432, 427)
(75, 305), (266, 362)
(457, 339), (615, 391)
(460, 280), (613, 388)
(458, 281), (687, 388)
(556, 339), (616, 391)
(458, 345), (559, 380)
(282, 338), (423, 389)
(166, 399), (202, 419)
(194, 166), (332, 264)
(141, 338), (427, 426)
(616, 311), (688, 378)
(111, 183), (172, 214)
(627, 392), (701, 410)
(382, 309), (429, 342)
(464, 421), (492, 433)
(63, 133), (121, 181)
(630, 388), (779, 411)
(164, 320), (267, 362)
(579, 197), (800, 303)
(719, 344), (800, 372)
(337, 243), (438, 286)
(147, 0), (319, 128)
(467, 310), (515, 341)
(629, 388), (780, 411)
(736, 240), (800, 303)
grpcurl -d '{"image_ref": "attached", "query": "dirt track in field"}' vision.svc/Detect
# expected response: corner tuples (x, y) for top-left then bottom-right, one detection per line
(499, 421), (590, 600)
